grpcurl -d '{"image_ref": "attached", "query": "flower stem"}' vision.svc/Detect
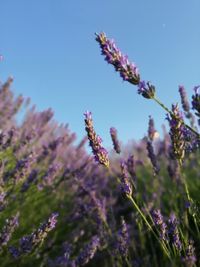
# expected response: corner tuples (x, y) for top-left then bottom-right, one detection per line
(179, 165), (200, 238)
(153, 96), (200, 138)
(128, 195), (171, 259)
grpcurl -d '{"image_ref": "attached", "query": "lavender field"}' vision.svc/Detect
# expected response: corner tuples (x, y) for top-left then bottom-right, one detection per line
(0, 32), (200, 267)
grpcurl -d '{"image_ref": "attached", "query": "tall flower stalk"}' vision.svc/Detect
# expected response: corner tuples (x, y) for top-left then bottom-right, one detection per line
(84, 111), (109, 168)
(95, 32), (200, 139)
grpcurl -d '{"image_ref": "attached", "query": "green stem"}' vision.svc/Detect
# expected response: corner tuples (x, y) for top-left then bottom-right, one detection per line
(128, 196), (171, 259)
(125, 257), (132, 267)
(179, 165), (200, 238)
(153, 96), (200, 138)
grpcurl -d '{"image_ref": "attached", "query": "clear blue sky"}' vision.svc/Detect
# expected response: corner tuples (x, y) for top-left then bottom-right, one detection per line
(0, 0), (200, 149)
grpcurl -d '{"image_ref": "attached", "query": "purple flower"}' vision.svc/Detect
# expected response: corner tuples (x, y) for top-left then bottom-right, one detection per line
(138, 81), (156, 99)
(146, 139), (160, 175)
(0, 213), (19, 249)
(95, 32), (140, 85)
(10, 213), (58, 257)
(21, 169), (38, 192)
(182, 240), (196, 266)
(0, 192), (6, 211)
(167, 157), (180, 181)
(152, 209), (168, 241)
(9, 246), (21, 259)
(49, 243), (73, 267)
(192, 85), (200, 125)
(168, 213), (182, 250)
(126, 155), (137, 183)
(179, 85), (196, 127)
(11, 151), (37, 183)
(38, 162), (62, 189)
(148, 116), (157, 141)
(77, 179), (107, 225)
(75, 236), (100, 266)
(166, 104), (186, 165)
(179, 85), (190, 113)
(120, 161), (132, 197)
(116, 217), (129, 258)
(84, 111), (109, 168)
(110, 127), (121, 154)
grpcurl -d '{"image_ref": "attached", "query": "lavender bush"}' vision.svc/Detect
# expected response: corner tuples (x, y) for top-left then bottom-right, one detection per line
(0, 32), (199, 267)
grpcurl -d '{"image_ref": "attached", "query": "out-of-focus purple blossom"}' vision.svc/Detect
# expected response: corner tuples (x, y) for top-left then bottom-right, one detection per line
(148, 116), (157, 141)
(76, 179), (107, 225)
(0, 131), (5, 147)
(166, 104), (186, 165)
(9, 246), (21, 259)
(48, 137), (64, 151)
(95, 32), (140, 85)
(167, 157), (180, 181)
(84, 111), (109, 168)
(110, 127), (121, 154)
(179, 85), (190, 113)
(21, 169), (38, 192)
(10, 213), (58, 257)
(182, 240), (196, 267)
(116, 217), (129, 258)
(76, 136), (88, 151)
(183, 127), (200, 153)
(152, 209), (168, 241)
(120, 161), (132, 197)
(146, 139), (160, 175)
(75, 236), (100, 266)
(0, 127), (18, 150)
(0, 191), (6, 211)
(90, 191), (107, 224)
(185, 201), (191, 209)
(168, 213), (182, 250)
(49, 243), (73, 267)
(0, 77), (25, 128)
(192, 85), (200, 125)
(0, 213), (19, 249)
(126, 155), (137, 184)
(138, 81), (156, 99)
(38, 162), (62, 189)
(13, 151), (37, 183)
(179, 85), (196, 127)
(157, 125), (171, 157)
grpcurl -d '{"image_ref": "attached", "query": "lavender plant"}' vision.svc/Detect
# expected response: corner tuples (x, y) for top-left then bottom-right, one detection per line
(0, 31), (199, 267)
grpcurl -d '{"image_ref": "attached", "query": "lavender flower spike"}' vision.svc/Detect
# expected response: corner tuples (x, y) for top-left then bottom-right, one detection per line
(192, 85), (200, 125)
(146, 139), (160, 175)
(84, 111), (109, 168)
(117, 217), (129, 258)
(148, 116), (157, 141)
(152, 209), (168, 241)
(110, 127), (121, 154)
(179, 85), (190, 113)
(120, 161), (132, 197)
(95, 32), (140, 85)
(168, 213), (182, 251)
(182, 240), (196, 266)
(138, 80), (156, 99)
(75, 236), (100, 266)
(10, 212), (58, 257)
(0, 213), (19, 249)
(166, 104), (186, 165)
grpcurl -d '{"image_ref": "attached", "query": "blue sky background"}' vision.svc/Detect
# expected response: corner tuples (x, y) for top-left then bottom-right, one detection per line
(0, 0), (200, 149)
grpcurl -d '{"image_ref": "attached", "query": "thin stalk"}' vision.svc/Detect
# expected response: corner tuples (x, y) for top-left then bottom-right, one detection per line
(179, 165), (200, 238)
(125, 257), (132, 267)
(128, 195), (171, 259)
(153, 96), (200, 138)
